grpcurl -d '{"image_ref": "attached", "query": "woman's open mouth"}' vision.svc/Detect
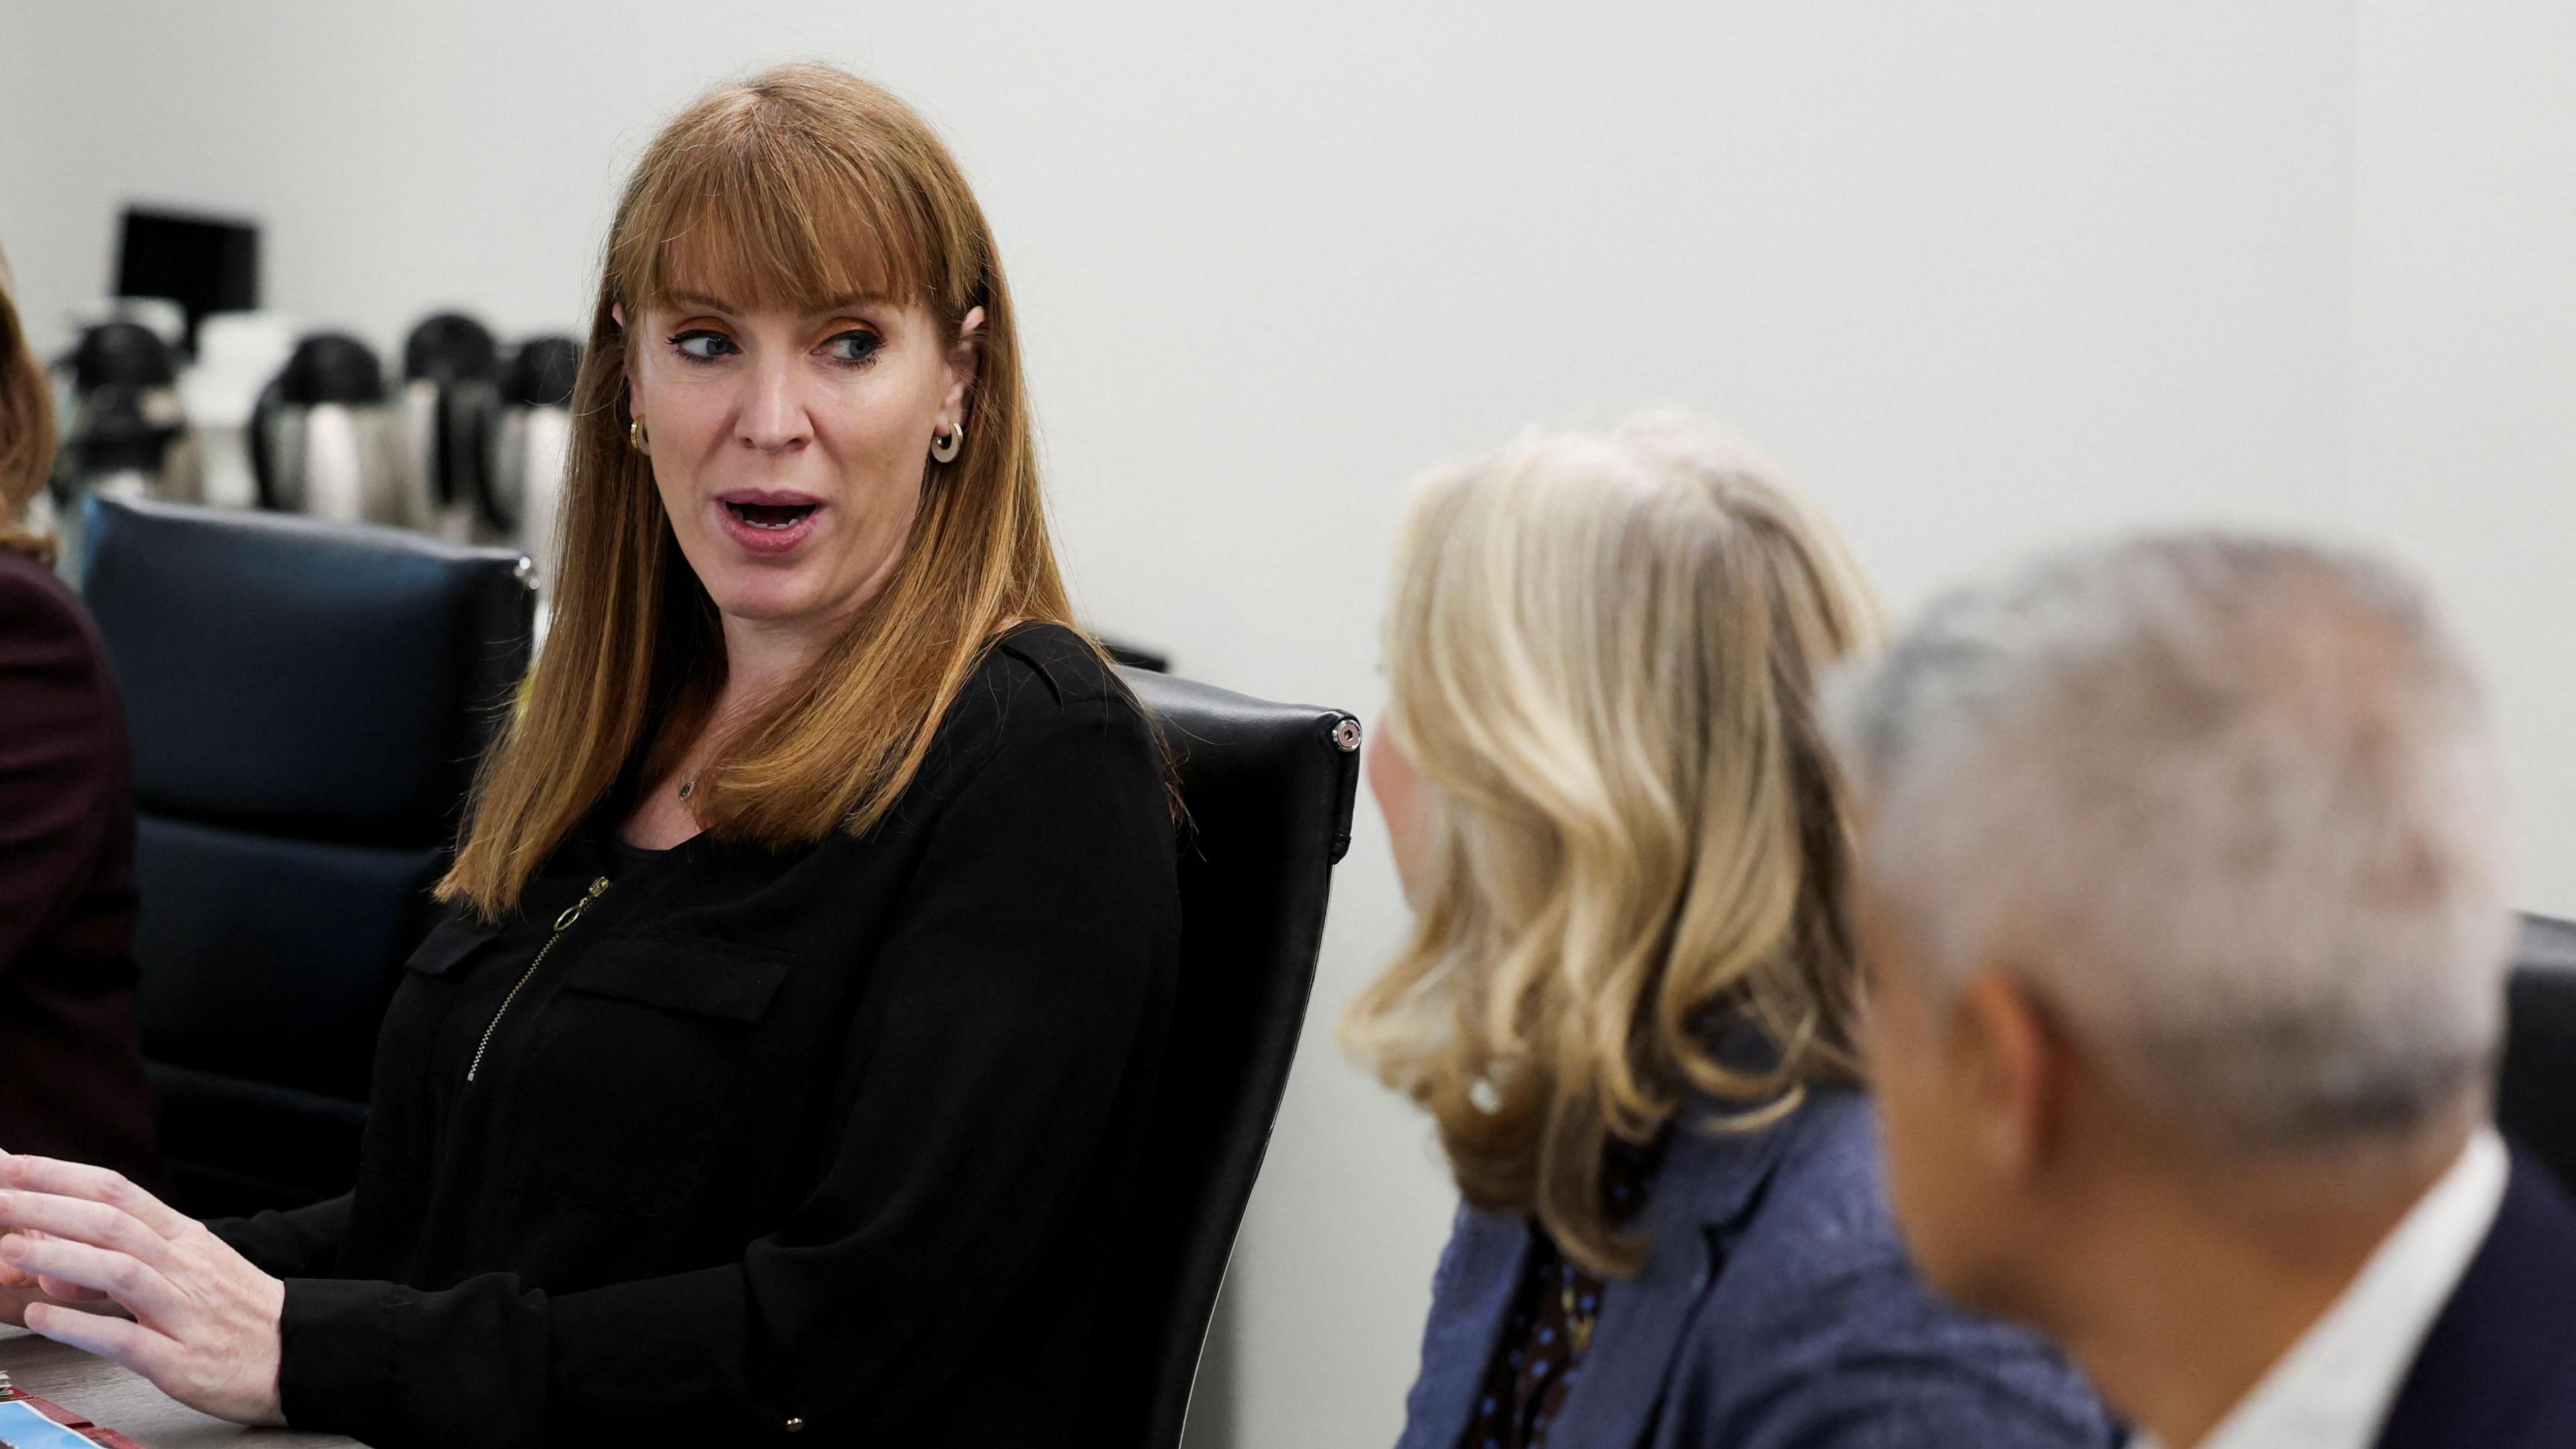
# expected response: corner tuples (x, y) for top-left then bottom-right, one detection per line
(725, 500), (818, 530)
(714, 492), (824, 555)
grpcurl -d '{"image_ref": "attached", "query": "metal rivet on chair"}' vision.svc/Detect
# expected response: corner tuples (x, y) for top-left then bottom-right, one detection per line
(1332, 717), (1362, 752)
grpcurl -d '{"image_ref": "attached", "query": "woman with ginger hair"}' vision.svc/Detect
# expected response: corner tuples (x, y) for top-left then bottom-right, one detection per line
(0, 66), (1178, 1445)
(1348, 417), (2111, 1448)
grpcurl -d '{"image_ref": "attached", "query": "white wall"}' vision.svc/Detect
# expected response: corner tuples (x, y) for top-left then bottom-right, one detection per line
(3, 3), (2569, 1446)
(2352, 0), (2576, 918)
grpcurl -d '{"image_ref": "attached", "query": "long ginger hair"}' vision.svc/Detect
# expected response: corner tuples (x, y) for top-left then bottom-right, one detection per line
(441, 64), (1085, 918)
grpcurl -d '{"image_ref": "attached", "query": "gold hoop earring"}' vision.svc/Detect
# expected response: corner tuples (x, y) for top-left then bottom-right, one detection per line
(930, 421), (963, 464)
(629, 417), (651, 455)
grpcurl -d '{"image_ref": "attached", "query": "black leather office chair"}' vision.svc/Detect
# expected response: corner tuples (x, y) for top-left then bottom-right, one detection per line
(1075, 671), (1362, 1449)
(80, 496), (534, 1218)
(2500, 912), (2576, 1194)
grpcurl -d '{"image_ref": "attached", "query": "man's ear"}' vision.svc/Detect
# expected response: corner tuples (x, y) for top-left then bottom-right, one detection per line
(1948, 968), (2076, 1183)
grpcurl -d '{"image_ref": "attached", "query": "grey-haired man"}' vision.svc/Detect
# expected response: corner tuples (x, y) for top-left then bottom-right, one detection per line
(1833, 534), (2576, 1449)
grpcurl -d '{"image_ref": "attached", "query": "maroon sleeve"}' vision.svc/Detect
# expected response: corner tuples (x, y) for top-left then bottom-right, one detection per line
(0, 549), (161, 1187)
(0, 556), (121, 964)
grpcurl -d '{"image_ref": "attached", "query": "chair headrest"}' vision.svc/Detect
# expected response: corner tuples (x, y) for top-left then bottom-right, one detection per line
(1123, 668), (1362, 865)
(81, 496), (536, 845)
(1099, 667), (1360, 1445)
(2518, 914), (2576, 977)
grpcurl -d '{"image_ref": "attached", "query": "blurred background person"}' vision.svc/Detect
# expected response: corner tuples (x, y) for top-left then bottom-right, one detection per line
(1835, 534), (2576, 1449)
(1344, 417), (2114, 1449)
(0, 244), (164, 1205)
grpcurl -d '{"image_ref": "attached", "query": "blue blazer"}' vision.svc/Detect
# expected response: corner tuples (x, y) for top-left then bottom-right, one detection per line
(2373, 1152), (2576, 1448)
(1395, 1090), (2114, 1449)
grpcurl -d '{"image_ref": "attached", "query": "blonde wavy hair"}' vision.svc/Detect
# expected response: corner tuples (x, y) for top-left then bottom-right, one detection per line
(1343, 415), (1883, 1275)
(0, 244), (57, 564)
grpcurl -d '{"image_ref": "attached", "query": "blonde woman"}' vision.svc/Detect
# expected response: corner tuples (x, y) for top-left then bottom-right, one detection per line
(1349, 419), (2111, 1449)
(0, 66), (1177, 1444)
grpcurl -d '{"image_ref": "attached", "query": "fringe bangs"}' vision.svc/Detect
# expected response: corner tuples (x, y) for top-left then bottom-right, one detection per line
(614, 86), (941, 317)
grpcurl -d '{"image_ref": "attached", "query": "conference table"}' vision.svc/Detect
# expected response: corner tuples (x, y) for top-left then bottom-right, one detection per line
(0, 1328), (358, 1448)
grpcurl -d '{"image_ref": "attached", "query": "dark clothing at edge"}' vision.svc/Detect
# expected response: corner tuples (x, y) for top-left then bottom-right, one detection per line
(0, 546), (163, 1189)
(2373, 1151), (2576, 1448)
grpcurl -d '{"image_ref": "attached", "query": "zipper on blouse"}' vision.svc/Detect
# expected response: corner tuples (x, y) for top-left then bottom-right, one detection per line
(466, 875), (611, 1083)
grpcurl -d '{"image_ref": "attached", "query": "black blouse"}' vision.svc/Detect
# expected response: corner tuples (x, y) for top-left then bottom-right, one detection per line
(211, 624), (1181, 1448)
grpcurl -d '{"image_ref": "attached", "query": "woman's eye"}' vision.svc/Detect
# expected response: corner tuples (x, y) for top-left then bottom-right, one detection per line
(669, 330), (737, 362)
(821, 329), (883, 366)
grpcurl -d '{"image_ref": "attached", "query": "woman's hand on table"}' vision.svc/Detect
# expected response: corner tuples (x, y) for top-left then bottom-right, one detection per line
(0, 1153), (284, 1426)
(0, 1250), (122, 1330)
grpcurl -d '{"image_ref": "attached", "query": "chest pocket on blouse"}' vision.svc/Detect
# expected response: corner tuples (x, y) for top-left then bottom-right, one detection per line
(360, 912), (504, 1188)
(384, 913), (496, 1045)
(516, 934), (793, 1220)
